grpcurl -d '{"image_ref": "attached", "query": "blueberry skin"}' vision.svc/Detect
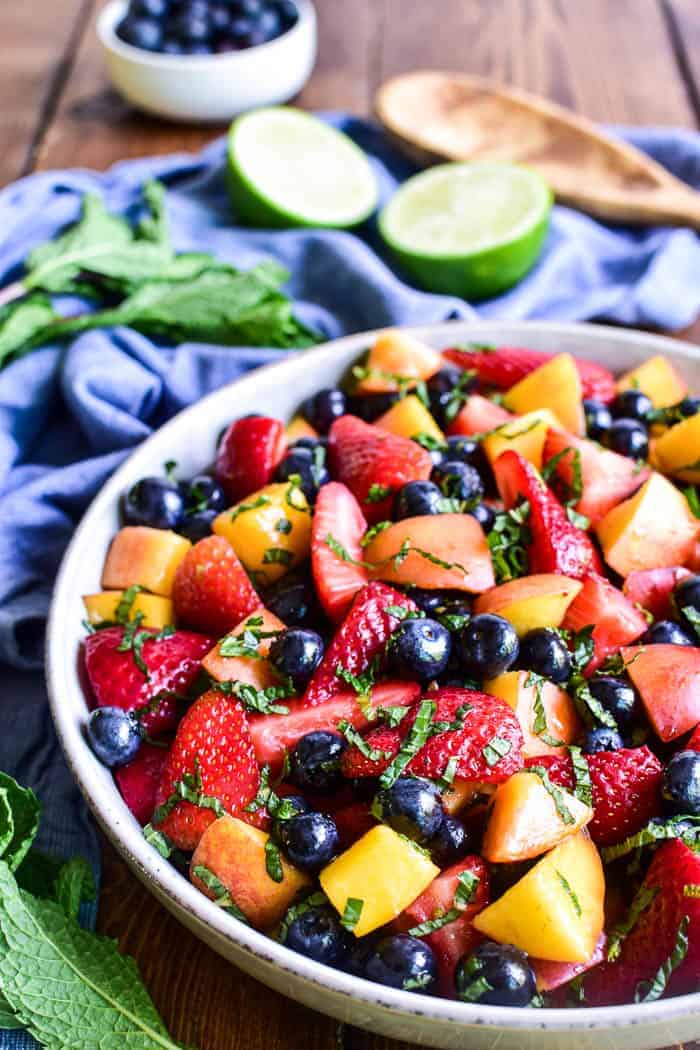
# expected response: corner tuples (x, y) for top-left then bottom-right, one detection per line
(278, 812), (340, 872)
(406, 588), (468, 616)
(264, 576), (322, 629)
(391, 618), (451, 682)
(347, 392), (399, 422)
(431, 460), (484, 504)
(178, 508), (218, 542)
(117, 15), (164, 49)
(429, 816), (471, 867)
(272, 793), (310, 837)
(457, 614), (519, 679)
(678, 396), (700, 418)
(285, 907), (352, 967)
(583, 398), (613, 441)
(445, 435), (489, 473)
(364, 934), (438, 993)
(588, 676), (637, 729)
(605, 419), (649, 460)
(373, 776), (445, 843)
(130, 0), (170, 18)
(208, 3), (233, 32)
(87, 708), (141, 768)
(228, 0), (264, 15)
(275, 0), (298, 27)
(611, 389), (653, 423)
(123, 476), (185, 530)
(427, 366), (474, 427)
(583, 726), (625, 754)
(290, 731), (347, 795)
(469, 503), (495, 533)
(641, 619), (696, 646)
(182, 474), (227, 513)
(302, 388), (348, 433)
(269, 628), (324, 688)
(663, 750), (700, 816)
(275, 446), (330, 502)
(393, 481), (444, 519)
(674, 574), (700, 620)
(455, 941), (536, 1007)
(518, 628), (572, 684)
(171, 8), (213, 42)
(292, 435), (328, 451)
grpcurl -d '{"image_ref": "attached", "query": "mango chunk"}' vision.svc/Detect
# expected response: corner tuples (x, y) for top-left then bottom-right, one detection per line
(82, 590), (174, 630)
(474, 831), (605, 963)
(213, 481), (311, 585)
(503, 353), (585, 435)
(286, 415), (318, 443)
(485, 671), (581, 759)
(375, 394), (444, 444)
(101, 526), (191, 597)
(202, 605), (285, 687)
(320, 825), (438, 937)
(653, 411), (700, 484)
(355, 330), (443, 393)
(474, 574), (582, 636)
(617, 354), (687, 408)
(595, 472), (700, 577)
(483, 409), (561, 471)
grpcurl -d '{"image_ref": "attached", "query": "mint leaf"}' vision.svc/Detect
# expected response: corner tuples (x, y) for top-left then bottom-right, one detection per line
(0, 294), (58, 369)
(481, 736), (512, 767)
(0, 772), (40, 872)
(487, 501), (531, 583)
(555, 869), (582, 916)
(635, 915), (689, 1003)
(55, 858), (96, 922)
(527, 765), (575, 825)
(340, 897), (364, 931)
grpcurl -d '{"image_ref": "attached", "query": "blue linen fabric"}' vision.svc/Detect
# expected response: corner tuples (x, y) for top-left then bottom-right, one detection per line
(0, 114), (699, 1046)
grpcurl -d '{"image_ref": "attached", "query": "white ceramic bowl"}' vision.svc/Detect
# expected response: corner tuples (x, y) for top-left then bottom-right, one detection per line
(97, 0), (317, 122)
(47, 321), (700, 1050)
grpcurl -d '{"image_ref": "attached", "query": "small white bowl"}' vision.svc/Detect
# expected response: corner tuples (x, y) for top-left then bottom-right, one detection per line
(97, 0), (317, 123)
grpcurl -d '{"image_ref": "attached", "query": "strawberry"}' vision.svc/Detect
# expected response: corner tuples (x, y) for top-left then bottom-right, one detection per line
(173, 535), (259, 636)
(563, 573), (647, 673)
(302, 582), (417, 707)
(446, 395), (513, 437)
(83, 625), (213, 735)
(311, 481), (368, 622)
(153, 689), (260, 851)
(526, 746), (663, 847)
(332, 801), (377, 849)
(533, 934), (607, 994)
(687, 724), (700, 751)
(215, 415), (287, 504)
(585, 839), (700, 1005)
(623, 566), (691, 622)
(115, 743), (168, 826)
(493, 450), (603, 579)
(444, 346), (617, 404)
(327, 414), (432, 523)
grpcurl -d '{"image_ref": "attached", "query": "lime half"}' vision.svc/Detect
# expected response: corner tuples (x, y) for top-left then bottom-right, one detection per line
(379, 162), (552, 300)
(227, 107), (378, 229)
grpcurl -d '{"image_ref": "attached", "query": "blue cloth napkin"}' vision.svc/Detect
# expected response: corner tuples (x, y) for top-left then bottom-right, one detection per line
(1, 115), (700, 1046)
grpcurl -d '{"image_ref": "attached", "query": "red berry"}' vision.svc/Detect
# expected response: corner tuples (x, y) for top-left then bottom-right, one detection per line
(311, 481), (368, 622)
(443, 346), (617, 404)
(115, 742), (168, 825)
(215, 415), (287, 503)
(173, 535), (259, 636)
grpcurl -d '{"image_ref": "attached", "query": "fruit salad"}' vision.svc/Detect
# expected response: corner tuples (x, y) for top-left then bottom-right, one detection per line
(81, 330), (700, 1008)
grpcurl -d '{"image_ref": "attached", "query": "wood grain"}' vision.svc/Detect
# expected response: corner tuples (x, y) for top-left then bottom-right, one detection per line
(665, 0), (700, 123)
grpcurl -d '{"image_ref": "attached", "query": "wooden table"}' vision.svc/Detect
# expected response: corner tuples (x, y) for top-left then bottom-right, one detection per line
(2, 1), (700, 1047)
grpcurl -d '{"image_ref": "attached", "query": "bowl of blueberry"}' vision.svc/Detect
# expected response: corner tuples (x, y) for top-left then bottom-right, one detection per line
(97, 0), (317, 122)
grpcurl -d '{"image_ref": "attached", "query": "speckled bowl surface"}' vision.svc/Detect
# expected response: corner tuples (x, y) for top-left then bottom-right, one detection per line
(46, 321), (700, 1050)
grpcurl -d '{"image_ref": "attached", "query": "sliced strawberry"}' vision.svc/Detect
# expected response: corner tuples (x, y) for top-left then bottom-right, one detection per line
(302, 582), (417, 707)
(83, 625), (213, 736)
(328, 414), (432, 523)
(585, 839), (700, 1005)
(173, 535), (259, 636)
(115, 742), (168, 826)
(332, 801), (377, 849)
(444, 346), (617, 404)
(493, 450), (603, 579)
(542, 429), (649, 526)
(526, 746), (663, 847)
(153, 689), (260, 851)
(563, 573), (647, 672)
(446, 395), (514, 437)
(533, 934), (607, 993)
(623, 567), (691, 622)
(311, 481), (368, 622)
(215, 415), (287, 503)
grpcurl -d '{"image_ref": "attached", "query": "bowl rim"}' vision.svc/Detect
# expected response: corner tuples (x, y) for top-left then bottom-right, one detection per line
(97, 0), (316, 69)
(46, 319), (700, 1035)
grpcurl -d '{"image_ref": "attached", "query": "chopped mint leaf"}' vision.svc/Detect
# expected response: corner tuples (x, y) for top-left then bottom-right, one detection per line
(487, 501), (531, 583)
(284, 474), (310, 512)
(601, 815), (700, 863)
(607, 884), (659, 962)
(527, 765), (575, 825)
(366, 483), (393, 503)
(635, 915), (689, 1002)
(680, 604), (700, 641)
(244, 765), (299, 822)
(335, 658), (380, 701)
(114, 584), (144, 625)
(192, 864), (249, 923)
(340, 897), (364, 932)
(569, 676), (618, 731)
(555, 869), (582, 916)
(278, 890), (329, 944)
(436, 611), (470, 632)
(339, 721), (391, 763)
(482, 736), (512, 768)
(526, 671), (565, 747)
(361, 520), (392, 547)
(412, 432), (447, 452)
(218, 619), (280, 658)
(454, 869), (480, 907)
(230, 494), (271, 522)
(379, 699), (436, 788)
(568, 745), (593, 807)
(402, 972), (434, 992)
(152, 761), (225, 825)
(374, 704), (411, 729)
(683, 485), (700, 519)
(143, 823), (174, 859)
(570, 626), (595, 672)
(384, 603), (419, 621)
(325, 533), (367, 567)
(262, 547), (293, 566)
(437, 755), (459, 789)
(214, 679), (292, 715)
(443, 370), (477, 424)
(265, 839), (284, 883)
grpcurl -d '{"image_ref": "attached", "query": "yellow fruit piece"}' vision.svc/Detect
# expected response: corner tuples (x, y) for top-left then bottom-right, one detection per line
(485, 671), (581, 759)
(202, 606), (285, 687)
(503, 353), (585, 435)
(101, 526), (191, 597)
(617, 354), (688, 408)
(653, 411), (700, 484)
(82, 591), (174, 630)
(320, 825), (438, 937)
(474, 573), (583, 636)
(213, 481), (311, 585)
(355, 330), (443, 393)
(595, 472), (700, 577)
(191, 815), (310, 931)
(375, 394), (444, 444)
(482, 409), (561, 471)
(474, 831), (605, 963)
(285, 415), (318, 442)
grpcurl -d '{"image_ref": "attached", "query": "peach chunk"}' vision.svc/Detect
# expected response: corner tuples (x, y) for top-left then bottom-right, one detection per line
(101, 526), (191, 597)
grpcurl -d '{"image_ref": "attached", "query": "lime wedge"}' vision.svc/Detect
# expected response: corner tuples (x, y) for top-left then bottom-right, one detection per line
(227, 107), (378, 229)
(379, 162), (552, 299)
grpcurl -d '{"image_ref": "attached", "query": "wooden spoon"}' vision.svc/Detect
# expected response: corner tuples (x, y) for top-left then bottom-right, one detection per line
(375, 70), (700, 230)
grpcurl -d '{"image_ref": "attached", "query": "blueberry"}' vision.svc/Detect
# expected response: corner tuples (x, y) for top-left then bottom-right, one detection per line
(130, 0), (170, 17)
(178, 508), (217, 542)
(302, 388), (348, 433)
(227, 0), (263, 14)
(583, 726), (625, 754)
(406, 588), (465, 616)
(605, 419), (649, 460)
(455, 942), (536, 1007)
(612, 389), (653, 423)
(272, 793), (310, 837)
(278, 812), (340, 871)
(208, 3), (232, 32)
(285, 906), (351, 967)
(347, 392), (399, 422)
(588, 676), (637, 729)
(161, 36), (185, 51)
(678, 397), (700, 419)
(583, 399), (613, 441)
(184, 41), (213, 53)
(431, 460), (484, 505)
(292, 435), (328, 450)
(390, 618), (451, 682)
(426, 366), (473, 427)
(674, 574), (700, 624)
(123, 476), (185, 530)
(469, 503), (495, 532)
(456, 614), (519, 679)
(445, 435), (488, 472)
(87, 707), (141, 768)
(171, 6), (212, 42)
(264, 576), (322, 629)
(393, 480), (444, 519)
(275, 446), (329, 502)
(269, 628), (324, 688)
(182, 473), (227, 513)
(518, 628), (572, 684)
(428, 816), (471, 866)
(662, 750), (700, 815)
(364, 934), (437, 992)
(290, 731), (346, 794)
(117, 15), (164, 49)
(257, 7), (281, 39)
(640, 619), (696, 646)
(275, 0), (298, 28)
(373, 776), (444, 843)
